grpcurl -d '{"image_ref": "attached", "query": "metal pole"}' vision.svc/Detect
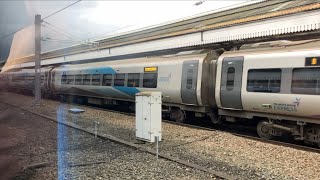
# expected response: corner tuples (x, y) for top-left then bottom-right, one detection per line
(155, 136), (159, 159)
(34, 14), (41, 105)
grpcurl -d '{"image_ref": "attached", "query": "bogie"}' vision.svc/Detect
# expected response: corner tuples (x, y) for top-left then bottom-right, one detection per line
(170, 109), (186, 123)
(257, 120), (273, 140)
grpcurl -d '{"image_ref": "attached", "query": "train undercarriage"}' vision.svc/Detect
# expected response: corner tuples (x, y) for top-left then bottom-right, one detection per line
(256, 119), (320, 147)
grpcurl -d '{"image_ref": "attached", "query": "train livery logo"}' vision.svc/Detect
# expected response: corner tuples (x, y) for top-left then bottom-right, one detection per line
(293, 97), (301, 107)
(273, 97), (301, 112)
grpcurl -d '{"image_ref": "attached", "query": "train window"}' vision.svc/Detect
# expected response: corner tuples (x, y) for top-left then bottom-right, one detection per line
(247, 69), (281, 93)
(67, 75), (74, 84)
(92, 74), (101, 86)
(226, 67), (235, 91)
(13, 75), (25, 82)
(292, 68), (320, 95)
(75, 75), (82, 85)
(103, 74), (112, 86)
(23, 76), (27, 81)
(114, 73), (125, 86)
(61, 75), (67, 84)
(83, 74), (91, 85)
(128, 73), (140, 87)
(186, 69), (193, 89)
(143, 73), (157, 88)
(25, 75), (34, 82)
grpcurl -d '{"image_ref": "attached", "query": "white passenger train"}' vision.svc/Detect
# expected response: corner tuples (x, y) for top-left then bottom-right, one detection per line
(2, 40), (320, 147)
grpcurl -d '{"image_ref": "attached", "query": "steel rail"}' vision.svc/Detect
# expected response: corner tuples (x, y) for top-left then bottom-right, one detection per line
(0, 100), (236, 180)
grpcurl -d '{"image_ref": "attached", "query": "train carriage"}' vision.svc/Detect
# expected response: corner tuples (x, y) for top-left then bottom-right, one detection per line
(52, 49), (219, 122)
(216, 40), (320, 146)
(2, 40), (320, 146)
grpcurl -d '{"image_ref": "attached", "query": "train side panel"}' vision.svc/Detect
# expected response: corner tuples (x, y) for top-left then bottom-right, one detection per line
(53, 54), (209, 108)
(216, 48), (320, 124)
(242, 50), (320, 122)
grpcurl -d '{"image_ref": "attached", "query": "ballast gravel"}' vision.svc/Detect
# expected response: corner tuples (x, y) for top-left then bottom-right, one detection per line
(0, 99), (216, 180)
(1, 92), (320, 180)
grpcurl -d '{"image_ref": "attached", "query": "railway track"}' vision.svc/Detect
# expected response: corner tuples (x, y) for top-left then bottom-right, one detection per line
(0, 100), (236, 180)
(1, 96), (320, 180)
(71, 103), (320, 154)
(2, 92), (319, 154)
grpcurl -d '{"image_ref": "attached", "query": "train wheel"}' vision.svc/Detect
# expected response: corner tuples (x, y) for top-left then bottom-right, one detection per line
(257, 120), (273, 140)
(208, 112), (223, 125)
(170, 109), (186, 123)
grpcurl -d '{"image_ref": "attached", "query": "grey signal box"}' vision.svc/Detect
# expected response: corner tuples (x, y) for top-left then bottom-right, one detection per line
(135, 92), (162, 142)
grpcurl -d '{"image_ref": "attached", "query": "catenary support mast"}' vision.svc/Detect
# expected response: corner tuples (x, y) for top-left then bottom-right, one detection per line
(34, 14), (41, 105)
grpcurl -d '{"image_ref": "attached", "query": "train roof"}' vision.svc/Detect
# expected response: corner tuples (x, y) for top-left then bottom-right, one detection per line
(55, 49), (211, 70)
(222, 39), (320, 57)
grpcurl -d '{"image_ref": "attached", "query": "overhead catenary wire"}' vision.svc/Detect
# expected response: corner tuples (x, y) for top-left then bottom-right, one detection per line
(42, 37), (99, 46)
(88, 24), (135, 41)
(42, 0), (82, 21)
(41, 24), (76, 40)
(42, 21), (82, 40)
(41, 38), (84, 44)
(0, 0), (82, 41)
(41, 21), (100, 51)
(42, 37), (100, 52)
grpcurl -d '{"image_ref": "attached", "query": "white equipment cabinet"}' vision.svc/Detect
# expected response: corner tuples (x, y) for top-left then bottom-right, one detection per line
(135, 92), (162, 143)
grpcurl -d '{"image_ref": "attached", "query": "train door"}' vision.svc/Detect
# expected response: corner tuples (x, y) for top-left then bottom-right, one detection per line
(220, 57), (243, 109)
(181, 60), (198, 105)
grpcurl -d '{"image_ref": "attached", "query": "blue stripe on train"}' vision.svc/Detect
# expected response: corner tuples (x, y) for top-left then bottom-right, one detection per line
(61, 67), (117, 75)
(113, 86), (140, 97)
(64, 66), (140, 97)
(82, 67), (116, 74)
(91, 86), (140, 97)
